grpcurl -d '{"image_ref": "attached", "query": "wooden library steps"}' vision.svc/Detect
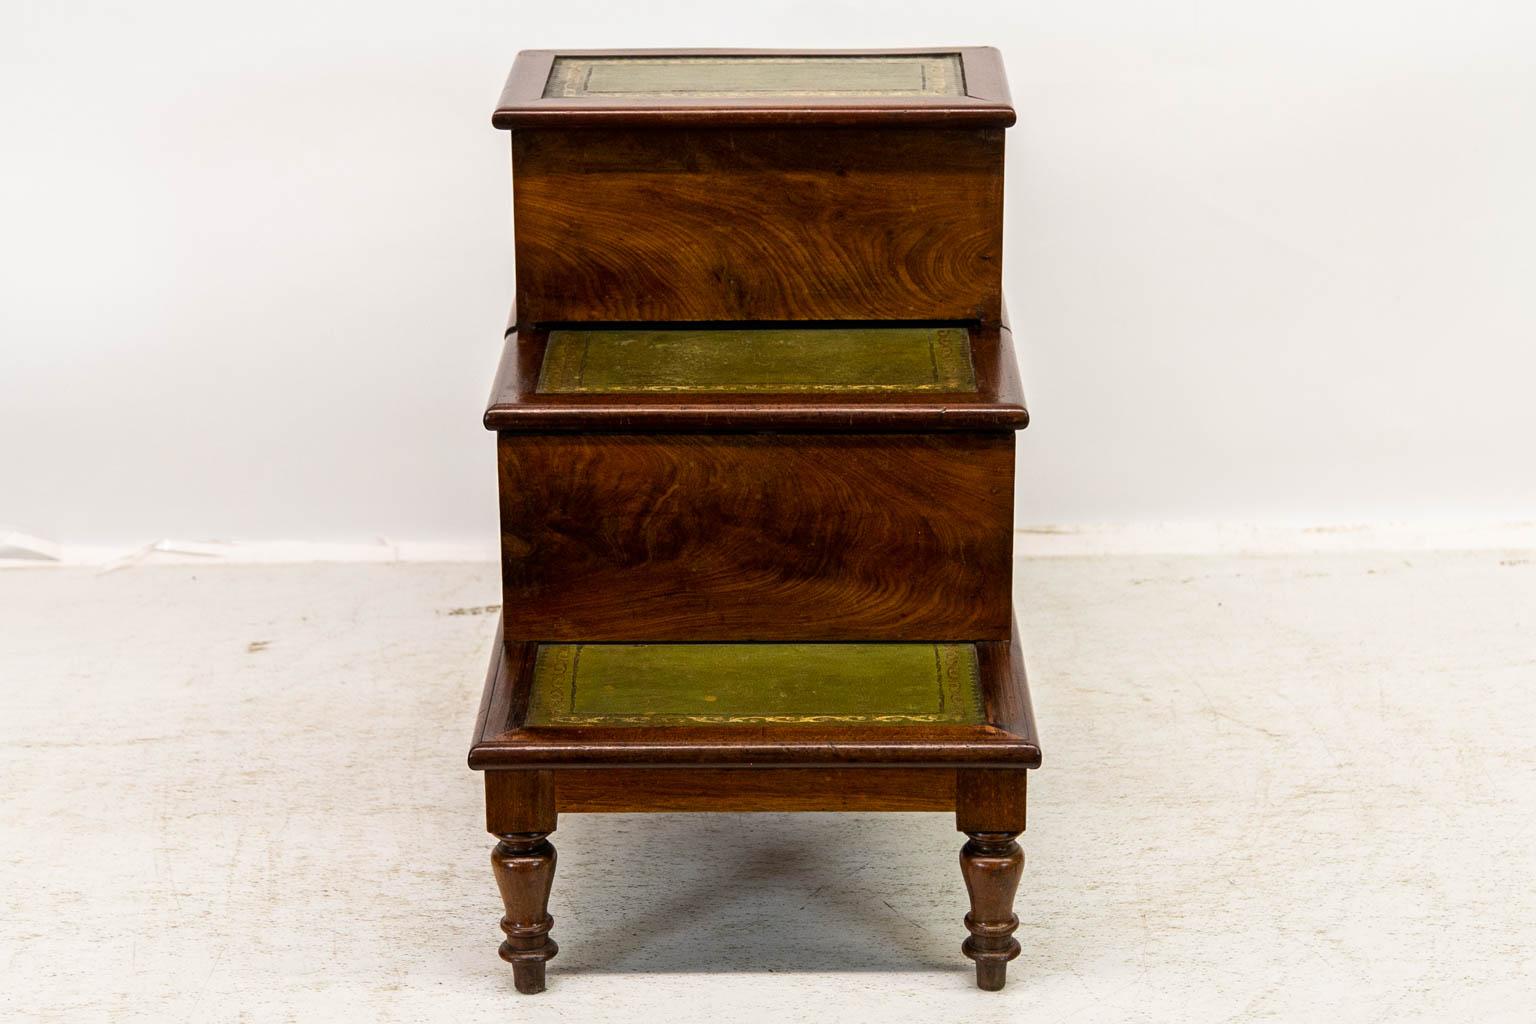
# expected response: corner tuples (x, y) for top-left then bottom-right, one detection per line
(468, 47), (1039, 994)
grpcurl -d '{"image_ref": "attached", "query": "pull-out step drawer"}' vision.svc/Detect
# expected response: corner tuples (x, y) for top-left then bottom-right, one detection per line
(489, 322), (1028, 642)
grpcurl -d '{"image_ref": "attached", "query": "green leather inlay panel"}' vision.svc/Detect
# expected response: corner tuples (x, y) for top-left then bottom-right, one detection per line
(526, 643), (984, 726)
(537, 327), (976, 394)
(543, 55), (965, 99)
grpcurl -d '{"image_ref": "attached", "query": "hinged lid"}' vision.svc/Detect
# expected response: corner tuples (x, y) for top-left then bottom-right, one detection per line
(494, 47), (1015, 129)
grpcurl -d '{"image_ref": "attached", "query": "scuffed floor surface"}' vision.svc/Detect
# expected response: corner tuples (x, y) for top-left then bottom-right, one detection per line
(2, 554), (1534, 1022)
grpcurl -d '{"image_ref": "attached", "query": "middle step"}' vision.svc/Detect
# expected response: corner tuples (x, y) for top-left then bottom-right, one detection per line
(488, 321), (1028, 643)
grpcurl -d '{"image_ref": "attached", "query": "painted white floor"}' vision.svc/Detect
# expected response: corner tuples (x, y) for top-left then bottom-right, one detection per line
(3, 553), (1533, 1022)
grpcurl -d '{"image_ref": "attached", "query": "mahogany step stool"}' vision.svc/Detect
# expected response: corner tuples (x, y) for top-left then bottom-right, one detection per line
(468, 48), (1040, 993)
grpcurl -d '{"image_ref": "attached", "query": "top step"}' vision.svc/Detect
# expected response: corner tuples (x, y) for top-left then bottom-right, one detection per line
(493, 48), (1015, 129)
(494, 49), (1015, 326)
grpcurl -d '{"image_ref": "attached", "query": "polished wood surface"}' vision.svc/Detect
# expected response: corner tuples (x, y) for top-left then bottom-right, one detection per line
(956, 766), (1029, 833)
(485, 319), (1028, 433)
(551, 767), (958, 812)
(498, 433), (1013, 641)
(511, 126), (1003, 324)
(468, 620), (1041, 769)
(484, 769), (556, 835)
(495, 47), (1015, 129)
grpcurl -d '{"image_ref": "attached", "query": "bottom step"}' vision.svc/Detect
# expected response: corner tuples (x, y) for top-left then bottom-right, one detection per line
(469, 620), (1041, 769)
(524, 641), (986, 727)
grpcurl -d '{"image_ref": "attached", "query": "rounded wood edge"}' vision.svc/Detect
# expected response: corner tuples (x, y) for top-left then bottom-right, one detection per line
(482, 404), (1029, 433)
(492, 105), (1015, 130)
(467, 741), (1041, 772)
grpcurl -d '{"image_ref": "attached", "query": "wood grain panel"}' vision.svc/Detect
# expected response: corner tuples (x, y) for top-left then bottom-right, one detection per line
(498, 433), (1014, 641)
(511, 127), (1003, 324)
(553, 767), (957, 812)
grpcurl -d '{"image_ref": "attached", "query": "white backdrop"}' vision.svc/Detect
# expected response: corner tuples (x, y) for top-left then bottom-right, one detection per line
(5, 1), (1535, 548)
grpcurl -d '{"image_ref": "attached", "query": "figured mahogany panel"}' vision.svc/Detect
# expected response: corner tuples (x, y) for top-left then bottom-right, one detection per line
(498, 433), (1014, 641)
(511, 126), (1004, 324)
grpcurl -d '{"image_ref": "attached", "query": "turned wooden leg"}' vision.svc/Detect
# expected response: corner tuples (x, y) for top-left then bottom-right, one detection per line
(492, 832), (558, 993)
(956, 769), (1027, 991)
(485, 770), (558, 993)
(959, 831), (1023, 990)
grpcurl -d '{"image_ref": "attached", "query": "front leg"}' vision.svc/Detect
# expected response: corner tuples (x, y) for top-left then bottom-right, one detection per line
(485, 770), (558, 993)
(492, 832), (558, 993)
(959, 831), (1023, 990)
(956, 769), (1028, 990)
